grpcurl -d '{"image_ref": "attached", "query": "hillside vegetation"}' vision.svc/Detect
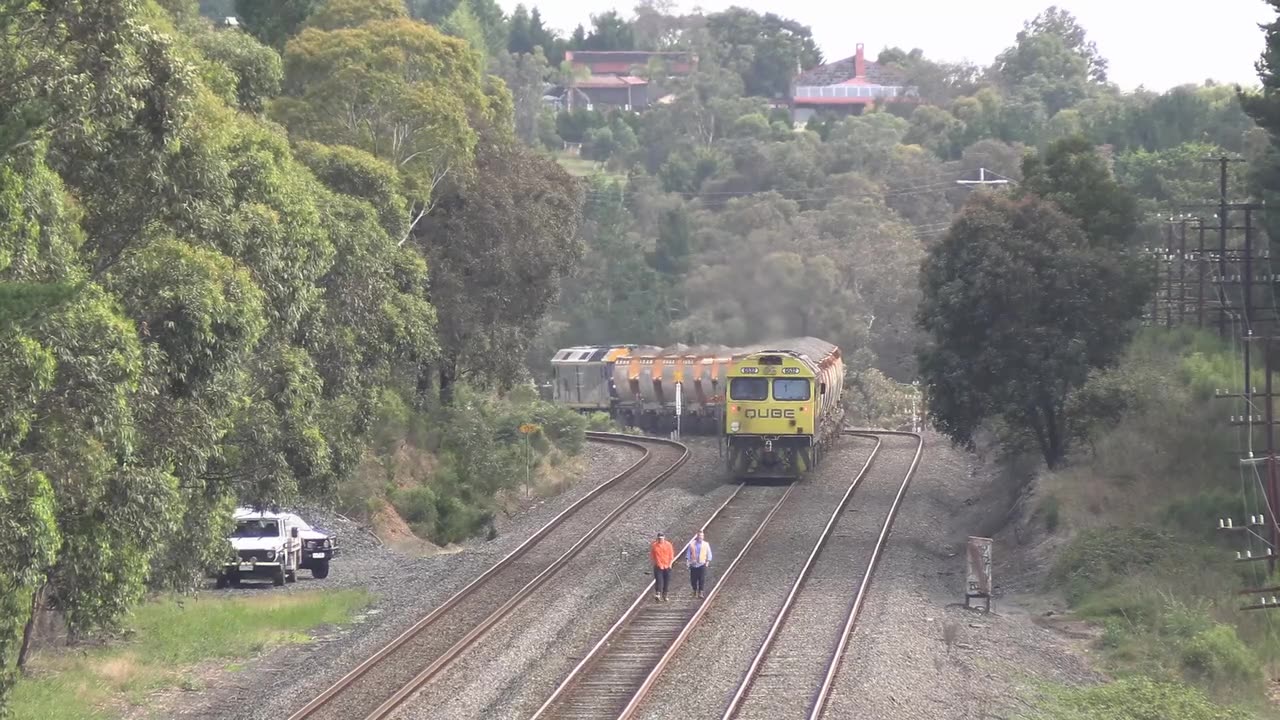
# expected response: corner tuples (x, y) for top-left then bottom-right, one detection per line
(4, 0), (1280, 716)
(1016, 331), (1276, 717)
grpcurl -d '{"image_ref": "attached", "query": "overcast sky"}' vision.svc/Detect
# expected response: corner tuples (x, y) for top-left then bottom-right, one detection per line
(499, 0), (1277, 92)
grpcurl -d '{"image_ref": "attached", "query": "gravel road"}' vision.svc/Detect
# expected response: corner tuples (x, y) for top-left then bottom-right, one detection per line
(165, 438), (646, 720)
(386, 437), (738, 720)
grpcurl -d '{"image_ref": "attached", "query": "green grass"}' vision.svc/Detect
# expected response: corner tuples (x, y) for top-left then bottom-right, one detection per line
(11, 589), (372, 719)
(553, 152), (625, 181)
(1016, 677), (1258, 719)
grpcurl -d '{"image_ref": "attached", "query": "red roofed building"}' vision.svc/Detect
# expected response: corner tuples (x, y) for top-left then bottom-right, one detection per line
(790, 44), (920, 124)
(560, 50), (698, 112)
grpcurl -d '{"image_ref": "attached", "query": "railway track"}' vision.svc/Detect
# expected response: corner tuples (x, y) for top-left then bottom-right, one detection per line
(722, 430), (924, 720)
(528, 481), (795, 720)
(288, 432), (689, 720)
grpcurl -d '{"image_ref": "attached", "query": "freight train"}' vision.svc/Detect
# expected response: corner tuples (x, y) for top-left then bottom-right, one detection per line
(550, 337), (845, 479)
(722, 338), (845, 479)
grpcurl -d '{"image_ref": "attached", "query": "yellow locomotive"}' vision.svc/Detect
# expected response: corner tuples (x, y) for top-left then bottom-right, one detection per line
(723, 337), (844, 480)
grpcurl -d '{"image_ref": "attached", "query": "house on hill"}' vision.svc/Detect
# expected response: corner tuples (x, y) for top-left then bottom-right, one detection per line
(556, 50), (697, 112)
(789, 44), (920, 125)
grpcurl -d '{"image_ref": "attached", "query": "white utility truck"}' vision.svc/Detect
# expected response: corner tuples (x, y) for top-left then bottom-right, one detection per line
(280, 511), (338, 579)
(217, 508), (303, 587)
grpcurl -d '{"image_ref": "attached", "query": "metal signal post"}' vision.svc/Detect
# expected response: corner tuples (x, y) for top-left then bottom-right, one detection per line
(520, 423), (540, 498)
(674, 381), (682, 441)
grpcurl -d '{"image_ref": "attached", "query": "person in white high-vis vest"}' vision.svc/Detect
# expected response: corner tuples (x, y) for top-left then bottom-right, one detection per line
(686, 529), (712, 599)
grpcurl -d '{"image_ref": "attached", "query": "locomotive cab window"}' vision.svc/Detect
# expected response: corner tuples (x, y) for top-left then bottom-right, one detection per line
(772, 378), (811, 401)
(729, 377), (768, 401)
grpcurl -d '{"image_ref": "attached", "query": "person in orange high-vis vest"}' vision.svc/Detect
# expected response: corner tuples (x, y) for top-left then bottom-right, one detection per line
(650, 532), (674, 601)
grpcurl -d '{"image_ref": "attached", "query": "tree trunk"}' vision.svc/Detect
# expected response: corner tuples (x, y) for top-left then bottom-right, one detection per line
(415, 364), (435, 410)
(1027, 410), (1052, 469)
(1037, 397), (1067, 469)
(438, 363), (457, 406)
(17, 582), (46, 672)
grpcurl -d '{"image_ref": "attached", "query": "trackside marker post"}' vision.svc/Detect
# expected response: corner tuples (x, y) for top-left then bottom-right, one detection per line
(965, 536), (993, 613)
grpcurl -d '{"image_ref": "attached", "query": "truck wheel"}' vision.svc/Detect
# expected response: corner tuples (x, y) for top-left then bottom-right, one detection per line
(311, 560), (330, 579)
(215, 574), (229, 589)
(273, 565), (286, 586)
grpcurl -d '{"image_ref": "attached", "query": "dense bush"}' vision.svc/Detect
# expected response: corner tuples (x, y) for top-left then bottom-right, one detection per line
(1019, 677), (1256, 720)
(373, 383), (590, 545)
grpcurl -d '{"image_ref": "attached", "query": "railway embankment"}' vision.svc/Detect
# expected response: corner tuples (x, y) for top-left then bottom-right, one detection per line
(832, 330), (1276, 720)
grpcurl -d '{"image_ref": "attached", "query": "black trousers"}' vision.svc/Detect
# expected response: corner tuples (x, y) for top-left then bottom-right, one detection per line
(654, 566), (670, 594)
(689, 565), (706, 592)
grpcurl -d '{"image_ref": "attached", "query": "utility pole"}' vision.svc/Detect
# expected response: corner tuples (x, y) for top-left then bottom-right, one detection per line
(1140, 217), (1201, 329)
(1186, 156), (1280, 609)
(955, 167), (1013, 189)
(1179, 217), (1188, 326)
(1182, 205), (1280, 335)
(1206, 201), (1280, 609)
(1166, 221), (1176, 329)
(1202, 156), (1248, 337)
(1221, 332), (1280, 585)
(1198, 217), (1208, 328)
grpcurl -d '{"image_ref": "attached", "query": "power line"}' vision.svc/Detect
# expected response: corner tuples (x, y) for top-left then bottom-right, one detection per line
(1146, 156), (1280, 608)
(954, 167), (1017, 188)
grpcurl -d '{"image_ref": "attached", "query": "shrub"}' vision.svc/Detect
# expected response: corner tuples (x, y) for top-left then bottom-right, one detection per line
(390, 484), (439, 539)
(352, 382), (592, 546)
(1021, 677), (1255, 719)
(1049, 525), (1172, 605)
(1072, 578), (1165, 627)
(1179, 625), (1262, 693)
(525, 401), (589, 455)
(1042, 493), (1061, 533)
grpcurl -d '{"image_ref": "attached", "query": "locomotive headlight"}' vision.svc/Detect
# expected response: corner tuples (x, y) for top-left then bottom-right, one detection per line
(730, 421), (740, 432)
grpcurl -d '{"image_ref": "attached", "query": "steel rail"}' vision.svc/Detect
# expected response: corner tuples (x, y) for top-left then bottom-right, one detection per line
(720, 430), (885, 720)
(362, 435), (690, 720)
(288, 432), (686, 720)
(808, 429), (924, 720)
(530, 480), (796, 720)
(527, 482), (750, 720)
(614, 481), (795, 720)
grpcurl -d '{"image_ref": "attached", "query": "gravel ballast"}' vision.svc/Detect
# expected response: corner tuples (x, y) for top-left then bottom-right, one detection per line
(386, 438), (739, 720)
(628, 433), (883, 720)
(169, 430), (1106, 720)
(725, 434), (922, 719)
(169, 438), (646, 720)
(819, 430), (1101, 719)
